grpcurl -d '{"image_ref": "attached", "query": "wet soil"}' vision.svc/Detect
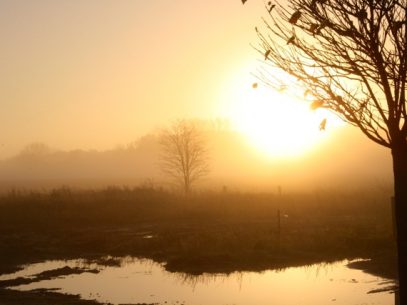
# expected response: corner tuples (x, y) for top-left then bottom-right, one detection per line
(0, 189), (398, 304)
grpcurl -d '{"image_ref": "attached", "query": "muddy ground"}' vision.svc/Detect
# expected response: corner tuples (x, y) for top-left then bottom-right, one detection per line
(0, 188), (398, 304)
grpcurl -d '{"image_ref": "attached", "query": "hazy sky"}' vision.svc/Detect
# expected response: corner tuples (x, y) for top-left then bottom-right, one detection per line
(0, 0), (266, 158)
(0, 0), (393, 178)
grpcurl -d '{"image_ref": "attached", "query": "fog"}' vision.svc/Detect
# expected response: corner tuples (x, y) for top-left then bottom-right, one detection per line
(0, 121), (392, 193)
(0, 1), (393, 194)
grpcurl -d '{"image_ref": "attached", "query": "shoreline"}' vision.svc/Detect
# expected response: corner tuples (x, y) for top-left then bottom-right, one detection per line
(0, 189), (397, 304)
(0, 251), (397, 305)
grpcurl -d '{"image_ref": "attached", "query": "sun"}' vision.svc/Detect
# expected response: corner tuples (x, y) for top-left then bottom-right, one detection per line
(223, 83), (342, 159)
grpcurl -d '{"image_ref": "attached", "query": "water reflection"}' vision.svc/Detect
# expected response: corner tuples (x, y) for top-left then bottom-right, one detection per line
(0, 259), (99, 281)
(4, 258), (394, 305)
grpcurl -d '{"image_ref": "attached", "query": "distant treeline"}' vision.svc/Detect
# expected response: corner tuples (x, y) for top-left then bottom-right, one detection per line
(0, 123), (393, 191)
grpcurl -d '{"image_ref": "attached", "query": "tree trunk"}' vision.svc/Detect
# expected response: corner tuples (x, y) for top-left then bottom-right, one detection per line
(392, 143), (407, 305)
(184, 176), (190, 195)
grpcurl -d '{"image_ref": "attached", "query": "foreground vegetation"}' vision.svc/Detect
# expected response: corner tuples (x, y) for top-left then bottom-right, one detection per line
(0, 186), (397, 304)
(0, 186), (396, 279)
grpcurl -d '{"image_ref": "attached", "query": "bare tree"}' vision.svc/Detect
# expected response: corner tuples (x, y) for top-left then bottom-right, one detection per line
(159, 120), (210, 194)
(242, 0), (406, 301)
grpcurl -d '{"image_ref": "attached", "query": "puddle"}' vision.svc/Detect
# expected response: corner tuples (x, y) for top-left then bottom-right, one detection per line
(0, 259), (98, 281)
(2, 258), (395, 305)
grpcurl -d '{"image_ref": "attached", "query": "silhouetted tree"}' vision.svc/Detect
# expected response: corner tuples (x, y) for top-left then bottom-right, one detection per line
(243, 0), (406, 301)
(159, 120), (210, 194)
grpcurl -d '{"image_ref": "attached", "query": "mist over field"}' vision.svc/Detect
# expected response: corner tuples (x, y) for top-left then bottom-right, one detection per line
(0, 122), (392, 193)
(0, 1), (402, 304)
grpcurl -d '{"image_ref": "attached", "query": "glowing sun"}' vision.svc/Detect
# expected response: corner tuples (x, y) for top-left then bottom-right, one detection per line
(227, 85), (341, 158)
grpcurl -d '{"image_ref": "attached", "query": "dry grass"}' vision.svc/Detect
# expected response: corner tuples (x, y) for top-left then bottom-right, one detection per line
(0, 186), (397, 278)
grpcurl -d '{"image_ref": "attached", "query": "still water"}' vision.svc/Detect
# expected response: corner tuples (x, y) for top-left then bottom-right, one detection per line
(2, 258), (395, 305)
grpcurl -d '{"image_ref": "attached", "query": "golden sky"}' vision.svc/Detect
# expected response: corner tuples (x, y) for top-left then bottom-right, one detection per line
(0, 0), (395, 196)
(0, 0), (269, 158)
(0, 0), (393, 183)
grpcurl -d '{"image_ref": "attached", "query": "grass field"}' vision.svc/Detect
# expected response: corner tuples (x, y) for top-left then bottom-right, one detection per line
(0, 186), (397, 279)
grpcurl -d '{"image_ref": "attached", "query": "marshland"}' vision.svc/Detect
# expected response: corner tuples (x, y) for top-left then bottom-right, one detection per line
(1, 0), (404, 304)
(0, 186), (397, 304)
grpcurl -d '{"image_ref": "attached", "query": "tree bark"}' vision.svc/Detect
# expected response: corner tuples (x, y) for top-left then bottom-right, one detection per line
(392, 143), (407, 305)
